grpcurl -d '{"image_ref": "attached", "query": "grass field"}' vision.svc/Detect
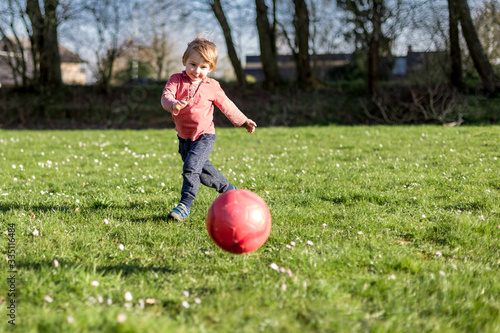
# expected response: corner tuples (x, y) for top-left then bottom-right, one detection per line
(1, 125), (499, 332)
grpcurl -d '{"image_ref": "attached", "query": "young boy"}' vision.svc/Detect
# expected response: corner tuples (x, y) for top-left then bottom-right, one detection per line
(161, 36), (257, 221)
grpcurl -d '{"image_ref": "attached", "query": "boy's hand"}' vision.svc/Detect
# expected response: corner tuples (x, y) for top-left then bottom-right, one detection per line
(243, 119), (257, 133)
(173, 96), (191, 115)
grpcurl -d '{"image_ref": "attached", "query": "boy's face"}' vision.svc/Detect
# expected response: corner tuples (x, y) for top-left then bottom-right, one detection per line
(183, 51), (212, 83)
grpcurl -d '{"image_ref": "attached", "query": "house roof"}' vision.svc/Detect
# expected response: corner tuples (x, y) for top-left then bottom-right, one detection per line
(0, 36), (85, 63)
(59, 44), (84, 63)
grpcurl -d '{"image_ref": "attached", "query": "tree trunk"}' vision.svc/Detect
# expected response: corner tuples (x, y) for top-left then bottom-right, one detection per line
(448, 0), (463, 88)
(26, 0), (44, 87)
(272, 0), (277, 54)
(368, 0), (382, 96)
(153, 26), (170, 82)
(255, 0), (282, 87)
(211, 0), (246, 89)
(26, 0), (62, 93)
(456, 0), (500, 93)
(293, 0), (314, 89)
(101, 49), (117, 96)
(43, 0), (62, 90)
(153, 30), (165, 81)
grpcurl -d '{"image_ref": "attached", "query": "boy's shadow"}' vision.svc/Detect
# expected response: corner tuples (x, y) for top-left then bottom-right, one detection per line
(0, 200), (171, 223)
(16, 260), (177, 277)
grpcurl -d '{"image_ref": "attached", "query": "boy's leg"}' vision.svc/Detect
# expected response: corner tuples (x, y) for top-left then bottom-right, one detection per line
(178, 134), (217, 210)
(200, 161), (236, 193)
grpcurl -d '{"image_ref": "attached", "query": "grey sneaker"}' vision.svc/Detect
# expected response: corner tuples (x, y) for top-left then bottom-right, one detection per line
(168, 203), (190, 221)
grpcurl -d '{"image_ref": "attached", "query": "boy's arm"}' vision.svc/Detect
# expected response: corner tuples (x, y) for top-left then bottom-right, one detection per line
(241, 119), (257, 133)
(161, 75), (181, 113)
(213, 82), (256, 132)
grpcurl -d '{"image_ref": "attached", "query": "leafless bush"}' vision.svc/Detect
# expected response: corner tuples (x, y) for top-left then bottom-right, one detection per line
(409, 83), (464, 125)
(362, 83), (465, 125)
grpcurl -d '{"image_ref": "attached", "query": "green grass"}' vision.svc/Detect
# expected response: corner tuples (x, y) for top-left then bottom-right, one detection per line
(0, 125), (499, 332)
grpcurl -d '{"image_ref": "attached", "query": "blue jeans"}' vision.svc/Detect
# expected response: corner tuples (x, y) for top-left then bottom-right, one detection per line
(178, 134), (234, 210)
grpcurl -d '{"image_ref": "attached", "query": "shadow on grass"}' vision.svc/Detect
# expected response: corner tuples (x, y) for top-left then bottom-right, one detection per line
(443, 200), (489, 212)
(0, 201), (170, 223)
(320, 192), (394, 206)
(16, 260), (177, 277)
(97, 263), (176, 276)
(129, 214), (169, 223)
(0, 202), (79, 213)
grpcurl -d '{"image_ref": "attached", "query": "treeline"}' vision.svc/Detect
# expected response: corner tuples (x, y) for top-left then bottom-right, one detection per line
(0, 0), (499, 127)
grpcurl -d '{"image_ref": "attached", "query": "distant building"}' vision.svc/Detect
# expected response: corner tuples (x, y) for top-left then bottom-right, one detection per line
(245, 54), (353, 82)
(391, 57), (407, 77)
(59, 44), (87, 85)
(244, 46), (442, 82)
(110, 38), (156, 85)
(0, 36), (86, 87)
(109, 37), (177, 85)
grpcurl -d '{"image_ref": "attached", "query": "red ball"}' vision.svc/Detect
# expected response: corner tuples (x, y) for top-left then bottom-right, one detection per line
(206, 189), (271, 254)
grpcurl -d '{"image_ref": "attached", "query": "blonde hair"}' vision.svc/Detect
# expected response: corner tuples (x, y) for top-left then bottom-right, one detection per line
(182, 37), (218, 70)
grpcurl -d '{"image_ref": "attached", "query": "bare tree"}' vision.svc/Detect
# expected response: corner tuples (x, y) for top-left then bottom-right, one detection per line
(209, 0), (247, 89)
(26, 0), (62, 93)
(275, 0), (341, 84)
(448, 0), (463, 88)
(367, 0), (383, 95)
(337, 0), (388, 95)
(82, 0), (130, 94)
(474, 1), (500, 70)
(277, 0), (315, 88)
(0, 0), (32, 87)
(170, 0), (247, 86)
(455, 0), (500, 93)
(255, 0), (282, 87)
(293, 0), (314, 88)
(152, 24), (169, 82)
(308, 0), (343, 73)
(126, 0), (184, 83)
(1, 0), (84, 89)
(337, 0), (411, 94)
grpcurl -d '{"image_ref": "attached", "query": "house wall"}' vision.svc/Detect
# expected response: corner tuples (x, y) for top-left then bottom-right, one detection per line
(0, 49), (34, 87)
(0, 37), (86, 87)
(61, 62), (86, 85)
(0, 61), (86, 87)
(0, 61), (19, 86)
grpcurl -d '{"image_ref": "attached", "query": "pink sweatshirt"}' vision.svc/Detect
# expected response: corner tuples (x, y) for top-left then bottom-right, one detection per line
(161, 71), (248, 141)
